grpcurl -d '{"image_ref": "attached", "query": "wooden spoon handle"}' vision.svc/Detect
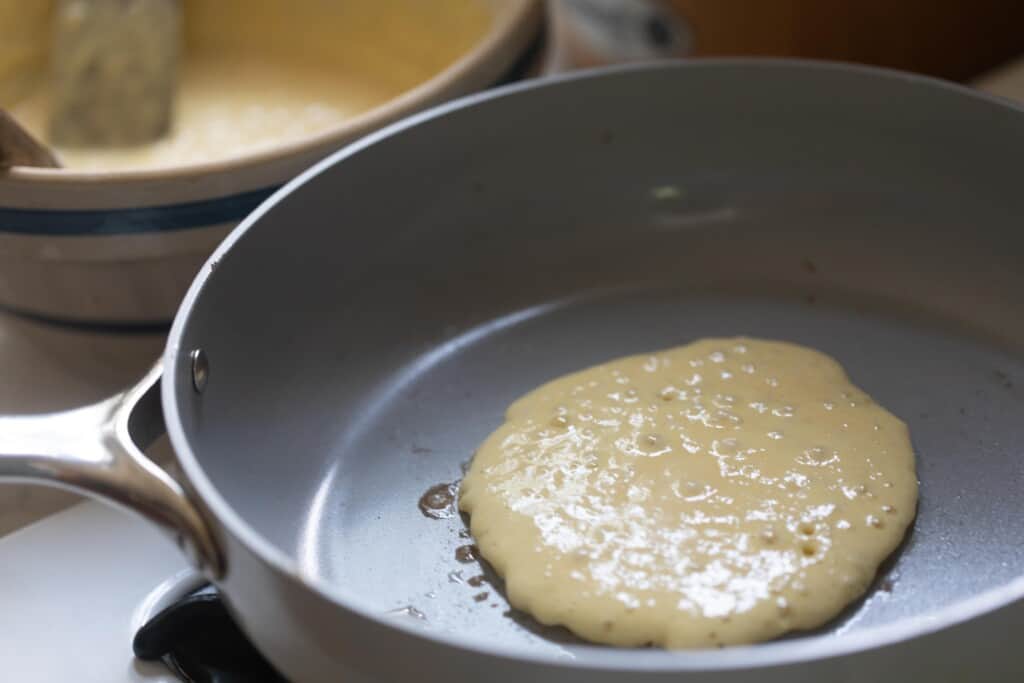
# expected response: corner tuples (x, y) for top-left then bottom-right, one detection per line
(0, 110), (61, 169)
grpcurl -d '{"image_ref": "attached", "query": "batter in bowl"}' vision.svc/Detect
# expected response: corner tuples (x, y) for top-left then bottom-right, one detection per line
(9, 56), (390, 171)
(2, 0), (491, 171)
(460, 338), (917, 648)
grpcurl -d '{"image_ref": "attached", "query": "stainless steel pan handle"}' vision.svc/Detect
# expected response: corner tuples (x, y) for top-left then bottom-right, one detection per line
(0, 364), (224, 576)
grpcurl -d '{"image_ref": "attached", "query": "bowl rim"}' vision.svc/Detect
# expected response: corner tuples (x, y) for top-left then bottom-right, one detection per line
(3, 0), (542, 185)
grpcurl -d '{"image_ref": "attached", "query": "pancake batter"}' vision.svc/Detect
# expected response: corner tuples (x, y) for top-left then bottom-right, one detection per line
(459, 338), (917, 648)
(9, 56), (390, 170)
(2, 0), (491, 171)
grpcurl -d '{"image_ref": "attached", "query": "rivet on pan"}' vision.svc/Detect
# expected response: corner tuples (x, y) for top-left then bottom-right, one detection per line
(190, 349), (209, 394)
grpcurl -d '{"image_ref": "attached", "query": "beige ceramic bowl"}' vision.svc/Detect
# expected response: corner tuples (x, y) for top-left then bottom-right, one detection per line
(0, 0), (541, 324)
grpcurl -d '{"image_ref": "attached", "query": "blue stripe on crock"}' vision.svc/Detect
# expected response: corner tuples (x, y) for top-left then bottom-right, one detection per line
(0, 186), (278, 235)
(0, 29), (544, 239)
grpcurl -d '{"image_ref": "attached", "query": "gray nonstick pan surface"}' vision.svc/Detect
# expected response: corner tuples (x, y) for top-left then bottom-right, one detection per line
(2, 61), (1024, 682)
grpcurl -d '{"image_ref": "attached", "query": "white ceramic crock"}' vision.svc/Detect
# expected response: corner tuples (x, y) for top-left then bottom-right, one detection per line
(0, 0), (542, 325)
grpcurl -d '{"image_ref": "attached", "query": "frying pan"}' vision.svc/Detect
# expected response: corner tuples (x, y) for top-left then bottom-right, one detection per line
(2, 61), (1023, 682)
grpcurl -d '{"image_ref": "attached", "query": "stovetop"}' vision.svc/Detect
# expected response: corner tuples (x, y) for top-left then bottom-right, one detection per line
(0, 501), (186, 682)
(1, 495), (289, 682)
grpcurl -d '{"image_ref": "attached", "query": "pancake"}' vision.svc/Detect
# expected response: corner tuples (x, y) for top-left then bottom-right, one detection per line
(459, 337), (917, 648)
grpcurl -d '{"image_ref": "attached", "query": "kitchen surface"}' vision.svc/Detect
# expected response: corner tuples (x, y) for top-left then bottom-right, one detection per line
(3, 1), (1024, 682)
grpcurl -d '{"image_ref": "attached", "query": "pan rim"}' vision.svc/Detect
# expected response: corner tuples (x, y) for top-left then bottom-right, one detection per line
(164, 57), (1024, 670)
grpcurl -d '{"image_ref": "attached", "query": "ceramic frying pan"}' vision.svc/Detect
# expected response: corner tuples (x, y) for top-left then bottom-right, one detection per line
(2, 61), (1023, 682)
